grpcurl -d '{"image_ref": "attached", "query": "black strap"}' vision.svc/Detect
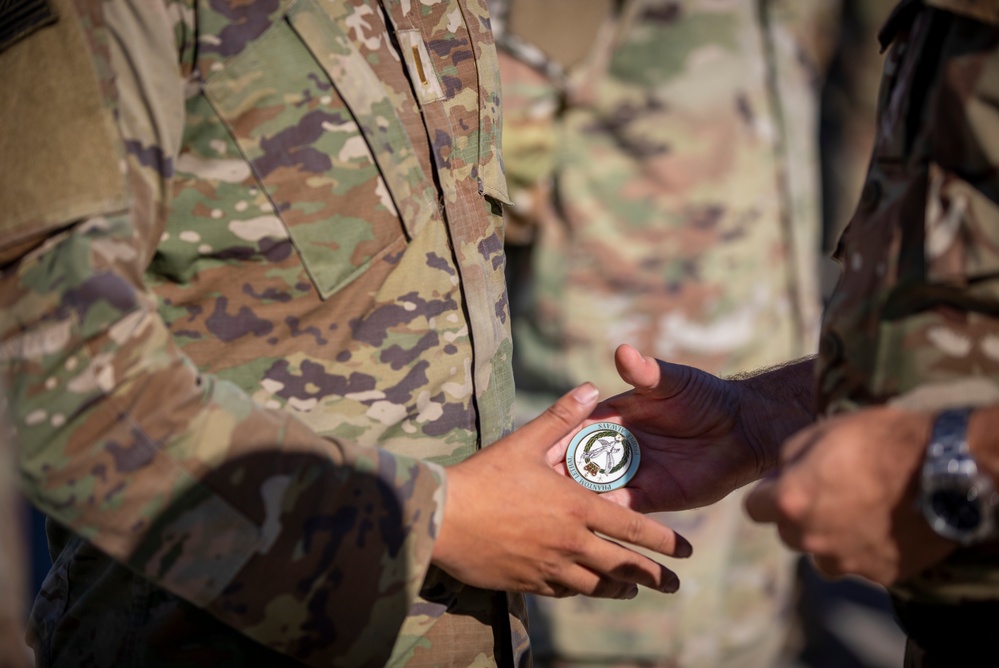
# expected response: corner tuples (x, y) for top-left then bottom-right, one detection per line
(0, 0), (56, 53)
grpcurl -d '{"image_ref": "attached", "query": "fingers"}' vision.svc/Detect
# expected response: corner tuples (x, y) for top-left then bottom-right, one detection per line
(580, 533), (682, 596)
(599, 486), (650, 513)
(745, 475), (810, 554)
(521, 383), (600, 456)
(537, 565), (641, 600)
(745, 475), (807, 547)
(744, 476), (780, 524)
(811, 554), (845, 580)
(539, 514), (683, 599)
(540, 490), (692, 596)
(544, 432), (573, 469)
(586, 494), (693, 562)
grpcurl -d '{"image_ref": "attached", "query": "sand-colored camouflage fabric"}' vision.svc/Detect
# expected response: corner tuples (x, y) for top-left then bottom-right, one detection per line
(0, 0), (523, 665)
(818, 0), (999, 614)
(0, 387), (31, 668)
(489, 0), (835, 665)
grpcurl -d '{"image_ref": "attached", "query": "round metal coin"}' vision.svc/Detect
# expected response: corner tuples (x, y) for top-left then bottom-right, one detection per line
(566, 422), (641, 492)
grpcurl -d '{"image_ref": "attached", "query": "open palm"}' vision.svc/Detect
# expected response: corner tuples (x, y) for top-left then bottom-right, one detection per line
(553, 345), (806, 513)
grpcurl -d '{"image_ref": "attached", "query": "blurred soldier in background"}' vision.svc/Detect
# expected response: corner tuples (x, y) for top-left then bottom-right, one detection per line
(0, 387), (31, 668)
(489, 0), (838, 665)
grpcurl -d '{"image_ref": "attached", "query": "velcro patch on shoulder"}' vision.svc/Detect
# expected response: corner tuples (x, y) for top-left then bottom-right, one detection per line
(0, 0), (57, 53)
(0, 0), (127, 261)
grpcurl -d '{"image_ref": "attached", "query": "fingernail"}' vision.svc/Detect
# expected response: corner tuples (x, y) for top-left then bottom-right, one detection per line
(660, 575), (680, 594)
(674, 536), (693, 559)
(623, 586), (638, 600)
(572, 383), (599, 404)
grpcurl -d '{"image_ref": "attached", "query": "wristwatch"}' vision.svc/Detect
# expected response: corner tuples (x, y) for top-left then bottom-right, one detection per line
(919, 407), (999, 545)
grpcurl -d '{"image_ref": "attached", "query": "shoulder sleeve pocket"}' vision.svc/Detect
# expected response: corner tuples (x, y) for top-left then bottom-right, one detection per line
(0, 0), (127, 263)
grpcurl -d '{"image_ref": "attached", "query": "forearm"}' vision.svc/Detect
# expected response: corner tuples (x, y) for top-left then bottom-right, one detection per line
(728, 356), (818, 474)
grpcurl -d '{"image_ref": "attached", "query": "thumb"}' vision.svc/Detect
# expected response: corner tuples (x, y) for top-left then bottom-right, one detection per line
(614, 345), (655, 389)
(614, 344), (689, 398)
(521, 383), (600, 457)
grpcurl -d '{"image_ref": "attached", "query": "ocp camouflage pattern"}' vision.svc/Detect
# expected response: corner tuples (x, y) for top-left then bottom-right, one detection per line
(491, 0), (836, 665)
(817, 0), (999, 607)
(0, 0), (521, 665)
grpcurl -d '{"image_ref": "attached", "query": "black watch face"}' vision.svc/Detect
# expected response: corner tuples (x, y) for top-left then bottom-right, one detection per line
(930, 489), (982, 531)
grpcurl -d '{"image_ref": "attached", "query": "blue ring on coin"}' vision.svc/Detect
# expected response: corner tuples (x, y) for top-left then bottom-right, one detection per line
(566, 422), (640, 492)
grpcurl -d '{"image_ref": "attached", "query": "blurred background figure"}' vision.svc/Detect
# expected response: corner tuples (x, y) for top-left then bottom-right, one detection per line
(785, 2), (909, 668)
(0, 386), (32, 668)
(489, 0), (836, 665)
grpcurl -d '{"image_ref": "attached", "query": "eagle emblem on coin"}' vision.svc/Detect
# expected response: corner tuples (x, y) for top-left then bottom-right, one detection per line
(566, 422), (641, 492)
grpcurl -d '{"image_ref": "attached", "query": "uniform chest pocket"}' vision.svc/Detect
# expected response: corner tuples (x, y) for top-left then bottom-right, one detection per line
(205, 16), (406, 300)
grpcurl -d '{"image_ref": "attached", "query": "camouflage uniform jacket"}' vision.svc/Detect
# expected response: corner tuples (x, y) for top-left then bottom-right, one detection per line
(818, 0), (999, 609)
(0, 0), (519, 665)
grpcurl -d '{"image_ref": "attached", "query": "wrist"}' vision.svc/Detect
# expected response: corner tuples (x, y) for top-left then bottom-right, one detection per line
(430, 459), (475, 573)
(729, 357), (817, 477)
(430, 465), (458, 567)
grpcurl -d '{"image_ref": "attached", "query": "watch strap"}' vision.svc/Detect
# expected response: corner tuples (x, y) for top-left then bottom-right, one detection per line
(927, 407), (974, 461)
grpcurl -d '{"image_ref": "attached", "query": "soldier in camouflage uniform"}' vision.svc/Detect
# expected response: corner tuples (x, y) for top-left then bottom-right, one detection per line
(0, 0), (695, 665)
(574, 0), (999, 665)
(487, 0), (836, 665)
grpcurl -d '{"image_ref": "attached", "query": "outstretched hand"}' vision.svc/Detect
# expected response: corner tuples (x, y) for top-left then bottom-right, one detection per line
(572, 345), (770, 513)
(433, 382), (692, 600)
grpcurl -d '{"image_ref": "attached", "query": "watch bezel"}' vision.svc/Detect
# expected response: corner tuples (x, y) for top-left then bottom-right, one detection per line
(919, 408), (999, 545)
(921, 468), (997, 544)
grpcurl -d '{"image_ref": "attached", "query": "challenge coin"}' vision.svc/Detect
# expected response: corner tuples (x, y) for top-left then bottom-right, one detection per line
(566, 422), (640, 492)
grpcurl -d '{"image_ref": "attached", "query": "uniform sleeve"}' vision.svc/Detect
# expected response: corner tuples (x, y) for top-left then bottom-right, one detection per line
(0, 0), (445, 664)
